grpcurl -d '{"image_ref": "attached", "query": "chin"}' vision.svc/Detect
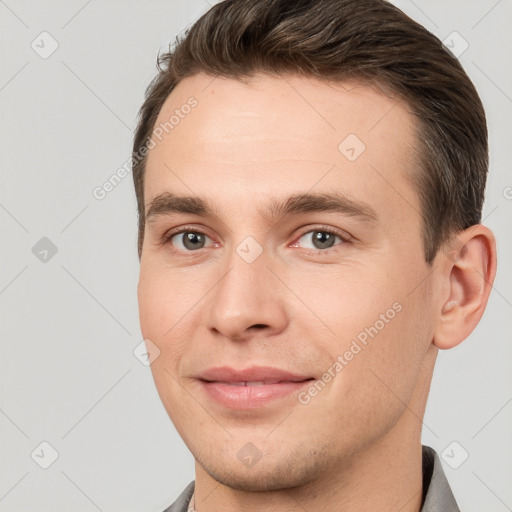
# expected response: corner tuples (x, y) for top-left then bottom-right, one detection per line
(202, 465), (306, 492)
(196, 445), (331, 492)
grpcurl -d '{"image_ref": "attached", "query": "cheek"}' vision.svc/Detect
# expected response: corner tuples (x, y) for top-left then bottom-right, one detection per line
(291, 263), (398, 340)
(137, 269), (189, 417)
(333, 290), (432, 414)
(137, 272), (166, 340)
(137, 262), (208, 370)
(137, 267), (182, 377)
(304, 262), (430, 399)
(138, 262), (190, 337)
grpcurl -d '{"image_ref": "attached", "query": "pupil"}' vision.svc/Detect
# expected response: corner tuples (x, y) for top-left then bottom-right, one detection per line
(313, 231), (334, 249)
(183, 232), (204, 250)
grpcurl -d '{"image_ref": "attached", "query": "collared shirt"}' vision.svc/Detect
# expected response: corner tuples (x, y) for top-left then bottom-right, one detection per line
(162, 445), (460, 512)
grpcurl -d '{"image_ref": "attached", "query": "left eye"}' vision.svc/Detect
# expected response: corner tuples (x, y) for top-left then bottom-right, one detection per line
(295, 229), (345, 251)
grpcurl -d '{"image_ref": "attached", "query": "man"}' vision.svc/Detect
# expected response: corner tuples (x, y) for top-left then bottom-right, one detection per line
(132, 0), (497, 510)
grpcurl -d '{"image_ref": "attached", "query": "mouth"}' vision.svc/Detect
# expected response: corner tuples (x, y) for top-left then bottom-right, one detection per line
(197, 365), (313, 383)
(202, 379), (313, 386)
(196, 368), (315, 410)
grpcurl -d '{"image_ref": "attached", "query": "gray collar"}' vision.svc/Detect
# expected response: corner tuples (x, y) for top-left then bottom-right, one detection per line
(421, 445), (460, 511)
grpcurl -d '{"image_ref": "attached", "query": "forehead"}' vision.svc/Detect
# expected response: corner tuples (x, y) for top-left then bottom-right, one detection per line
(144, 73), (419, 222)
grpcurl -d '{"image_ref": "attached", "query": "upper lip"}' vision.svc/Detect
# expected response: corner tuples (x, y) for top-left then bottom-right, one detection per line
(197, 365), (313, 383)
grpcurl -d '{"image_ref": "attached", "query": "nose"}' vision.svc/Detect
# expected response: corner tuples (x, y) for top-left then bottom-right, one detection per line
(206, 245), (288, 342)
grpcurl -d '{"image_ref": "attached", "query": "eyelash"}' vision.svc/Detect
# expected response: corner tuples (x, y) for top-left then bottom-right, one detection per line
(291, 225), (350, 255)
(163, 224), (351, 258)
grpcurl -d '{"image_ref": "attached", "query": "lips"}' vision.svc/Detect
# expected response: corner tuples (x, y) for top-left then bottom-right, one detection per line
(197, 365), (312, 384)
(214, 380), (283, 386)
(196, 366), (314, 409)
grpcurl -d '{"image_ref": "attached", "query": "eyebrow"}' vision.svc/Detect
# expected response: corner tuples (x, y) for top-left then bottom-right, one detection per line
(145, 191), (378, 224)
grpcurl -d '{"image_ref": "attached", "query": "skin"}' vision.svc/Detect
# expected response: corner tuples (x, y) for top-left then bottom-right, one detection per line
(137, 73), (496, 511)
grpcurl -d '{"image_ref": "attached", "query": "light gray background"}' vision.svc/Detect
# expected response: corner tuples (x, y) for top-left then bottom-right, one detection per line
(0, 1), (511, 511)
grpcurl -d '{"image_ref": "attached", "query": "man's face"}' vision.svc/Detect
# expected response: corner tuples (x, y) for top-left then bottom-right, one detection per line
(138, 73), (441, 490)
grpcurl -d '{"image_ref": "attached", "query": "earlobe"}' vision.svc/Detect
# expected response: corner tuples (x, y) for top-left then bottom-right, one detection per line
(433, 225), (497, 350)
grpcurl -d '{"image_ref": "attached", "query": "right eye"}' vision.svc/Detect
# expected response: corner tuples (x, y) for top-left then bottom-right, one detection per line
(165, 230), (215, 252)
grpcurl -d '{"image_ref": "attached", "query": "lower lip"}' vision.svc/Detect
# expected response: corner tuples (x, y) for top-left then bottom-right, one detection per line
(199, 380), (312, 410)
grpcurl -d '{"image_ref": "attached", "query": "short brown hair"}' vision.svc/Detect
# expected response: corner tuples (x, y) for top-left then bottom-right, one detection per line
(132, 0), (488, 263)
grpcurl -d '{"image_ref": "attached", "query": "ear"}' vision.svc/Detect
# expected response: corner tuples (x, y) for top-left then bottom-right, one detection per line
(433, 224), (497, 350)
